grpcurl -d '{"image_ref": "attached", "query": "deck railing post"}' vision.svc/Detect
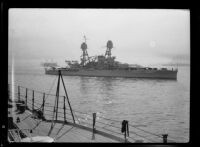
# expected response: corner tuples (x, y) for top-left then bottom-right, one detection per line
(25, 88), (28, 108)
(63, 96), (66, 122)
(55, 75), (61, 121)
(18, 86), (20, 101)
(42, 93), (45, 114)
(162, 134), (168, 143)
(93, 113), (96, 133)
(32, 90), (34, 110)
(121, 120), (129, 143)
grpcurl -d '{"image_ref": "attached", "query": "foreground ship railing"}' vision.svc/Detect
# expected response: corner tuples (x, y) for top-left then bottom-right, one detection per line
(8, 83), (177, 143)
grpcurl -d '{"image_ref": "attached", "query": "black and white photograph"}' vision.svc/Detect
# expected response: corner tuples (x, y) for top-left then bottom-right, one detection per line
(8, 8), (190, 143)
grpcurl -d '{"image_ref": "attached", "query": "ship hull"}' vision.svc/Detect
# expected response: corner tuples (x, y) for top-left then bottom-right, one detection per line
(45, 69), (177, 80)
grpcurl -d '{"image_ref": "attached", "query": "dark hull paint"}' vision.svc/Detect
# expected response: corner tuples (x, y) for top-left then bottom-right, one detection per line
(45, 69), (178, 80)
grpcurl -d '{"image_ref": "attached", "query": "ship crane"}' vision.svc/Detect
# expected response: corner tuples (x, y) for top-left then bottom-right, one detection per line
(105, 40), (113, 58)
(80, 35), (89, 66)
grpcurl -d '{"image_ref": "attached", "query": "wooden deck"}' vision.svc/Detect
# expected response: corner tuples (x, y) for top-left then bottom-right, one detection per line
(9, 109), (123, 142)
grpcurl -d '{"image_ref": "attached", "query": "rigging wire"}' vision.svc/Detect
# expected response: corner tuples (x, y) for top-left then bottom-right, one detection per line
(35, 76), (58, 111)
(18, 94), (172, 141)
(11, 86), (150, 130)
(15, 93), (176, 142)
(9, 85), (178, 142)
(8, 80), (60, 98)
(129, 124), (162, 138)
(11, 88), (176, 140)
(128, 130), (156, 142)
(25, 100), (177, 142)
(26, 99), (172, 143)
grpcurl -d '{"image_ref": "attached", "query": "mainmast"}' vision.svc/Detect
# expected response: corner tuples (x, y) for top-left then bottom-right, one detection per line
(105, 40), (113, 58)
(80, 35), (89, 66)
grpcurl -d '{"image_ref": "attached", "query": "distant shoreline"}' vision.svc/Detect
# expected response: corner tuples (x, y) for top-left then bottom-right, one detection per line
(162, 63), (190, 67)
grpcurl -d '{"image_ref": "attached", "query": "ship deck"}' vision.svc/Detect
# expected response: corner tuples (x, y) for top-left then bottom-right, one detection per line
(8, 108), (122, 142)
(8, 84), (176, 143)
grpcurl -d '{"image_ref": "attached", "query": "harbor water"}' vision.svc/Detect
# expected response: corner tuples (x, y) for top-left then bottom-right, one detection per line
(8, 62), (190, 142)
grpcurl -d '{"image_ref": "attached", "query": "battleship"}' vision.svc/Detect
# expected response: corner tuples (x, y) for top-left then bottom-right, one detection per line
(45, 36), (178, 79)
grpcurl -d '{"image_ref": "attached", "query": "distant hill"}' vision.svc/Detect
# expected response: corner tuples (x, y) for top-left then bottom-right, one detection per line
(162, 62), (190, 67)
(157, 53), (190, 67)
(129, 64), (143, 68)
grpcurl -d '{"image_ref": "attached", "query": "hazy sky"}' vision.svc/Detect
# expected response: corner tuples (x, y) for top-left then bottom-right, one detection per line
(9, 9), (190, 67)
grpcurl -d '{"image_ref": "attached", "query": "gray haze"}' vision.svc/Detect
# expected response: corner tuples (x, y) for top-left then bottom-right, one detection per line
(8, 9), (190, 67)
